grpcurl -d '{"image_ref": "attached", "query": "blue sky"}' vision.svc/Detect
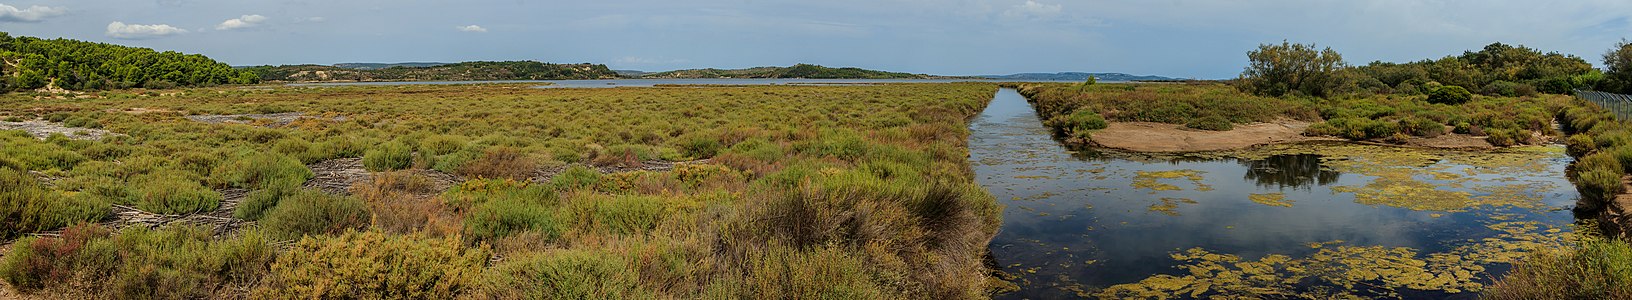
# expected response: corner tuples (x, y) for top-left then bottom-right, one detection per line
(1, 0), (1629, 79)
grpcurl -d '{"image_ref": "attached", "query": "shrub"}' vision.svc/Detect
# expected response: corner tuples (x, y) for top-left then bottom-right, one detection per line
(1573, 151), (1625, 203)
(1427, 85), (1473, 105)
(456, 146), (536, 180)
(463, 196), (562, 242)
(127, 173), (222, 214)
(591, 195), (667, 235)
(254, 231), (486, 299)
(1484, 238), (1632, 299)
(1065, 109), (1108, 132)
(482, 250), (651, 299)
(363, 141), (414, 171)
(420, 135), (468, 156)
(1400, 117), (1445, 137)
(0, 225), (275, 298)
(1, 169), (109, 239)
(233, 178), (302, 220)
(212, 152), (313, 189)
(1569, 134), (1600, 157)
(1184, 115), (1233, 131)
(258, 190), (369, 239)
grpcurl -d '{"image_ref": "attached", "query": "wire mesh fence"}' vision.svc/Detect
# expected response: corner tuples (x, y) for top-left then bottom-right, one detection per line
(1577, 89), (1632, 120)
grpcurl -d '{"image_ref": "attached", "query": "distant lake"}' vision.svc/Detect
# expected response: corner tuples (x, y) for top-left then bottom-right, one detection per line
(285, 78), (1094, 88)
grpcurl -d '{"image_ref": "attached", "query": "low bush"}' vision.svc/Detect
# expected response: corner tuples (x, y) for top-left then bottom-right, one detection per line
(127, 173), (222, 214)
(590, 195), (667, 235)
(233, 177), (302, 220)
(1, 169), (109, 239)
(212, 152), (313, 189)
(463, 195), (562, 243)
(253, 231), (486, 299)
(482, 249), (651, 299)
(0, 225), (275, 298)
(1573, 151), (1625, 203)
(420, 135), (468, 156)
(1184, 114), (1233, 131)
(363, 141), (414, 172)
(1484, 238), (1632, 299)
(456, 146), (536, 180)
(258, 190), (369, 239)
(1064, 109), (1108, 133)
(1427, 85), (1473, 105)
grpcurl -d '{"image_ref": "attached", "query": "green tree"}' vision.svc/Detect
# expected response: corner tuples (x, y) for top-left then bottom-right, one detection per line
(1240, 41), (1348, 97)
(1605, 39), (1632, 93)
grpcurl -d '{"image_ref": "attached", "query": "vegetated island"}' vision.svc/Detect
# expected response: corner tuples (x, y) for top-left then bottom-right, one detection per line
(638, 63), (965, 79)
(241, 61), (621, 82)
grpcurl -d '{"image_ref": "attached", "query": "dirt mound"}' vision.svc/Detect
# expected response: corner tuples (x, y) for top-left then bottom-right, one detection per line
(0, 120), (119, 140)
(1090, 120), (1336, 152)
(185, 112), (347, 127)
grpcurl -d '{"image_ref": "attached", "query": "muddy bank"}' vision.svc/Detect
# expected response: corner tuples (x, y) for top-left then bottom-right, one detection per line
(185, 112), (346, 127)
(1588, 176), (1632, 240)
(0, 120), (118, 140)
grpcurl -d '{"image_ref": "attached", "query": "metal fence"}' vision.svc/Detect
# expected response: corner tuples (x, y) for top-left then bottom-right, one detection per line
(1577, 89), (1632, 120)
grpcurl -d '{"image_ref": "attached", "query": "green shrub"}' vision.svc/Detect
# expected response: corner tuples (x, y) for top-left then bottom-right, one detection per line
(254, 231), (486, 299)
(1484, 238), (1632, 299)
(1400, 117), (1445, 137)
(464, 196), (562, 242)
(128, 173), (222, 214)
(1427, 85), (1473, 105)
(420, 135), (468, 156)
(1184, 115), (1233, 131)
(592, 195), (667, 235)
(212, 152), (313, 189)
(0, 225), (275, 298)
(363, 141), (414, 171)
(482, 250), (651, 299)
(234, 178), (303, 220)
(680, 135), (724, 159)
(258, 190), (369, 239)
(1, 169), (109, 239)
(551, 165), (604, 191)
(1065, 109), (1108, 132)
(1568, 134), (1598, 157)
(1573, 151), (1625, 203)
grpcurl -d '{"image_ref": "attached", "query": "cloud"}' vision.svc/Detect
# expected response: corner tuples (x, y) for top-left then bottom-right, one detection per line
(1001, 0), (1062, 20)
(0, 3), (66, 22)
(216, 14), (267, 30)
(106, 21), (188, 39)
(457, 25), (487, 32)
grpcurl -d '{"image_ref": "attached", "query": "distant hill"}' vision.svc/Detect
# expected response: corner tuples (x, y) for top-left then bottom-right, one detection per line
(642, 64), (945, 79)
(0, 31), (256, 92)
(980, 72), (1179, 82)
(244, 61), (620, 82)
(333, 62), (449, 70)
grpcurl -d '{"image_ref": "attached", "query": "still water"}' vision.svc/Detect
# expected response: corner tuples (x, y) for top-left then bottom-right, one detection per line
(973, 88), (1578, 299)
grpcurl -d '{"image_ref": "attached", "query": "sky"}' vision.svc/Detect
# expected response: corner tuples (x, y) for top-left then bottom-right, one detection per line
(1, 0), (1629, 79)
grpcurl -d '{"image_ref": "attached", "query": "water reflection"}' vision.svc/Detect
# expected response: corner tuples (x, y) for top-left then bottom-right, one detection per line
(1240, 154), (1341, 189)
(973, 88), (1575, 299)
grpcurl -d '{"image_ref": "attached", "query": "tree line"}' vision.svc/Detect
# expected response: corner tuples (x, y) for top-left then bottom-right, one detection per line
(242, 61), (621, 82)
(1239, 40), (1632, 97)
(0, 32), (258, 92)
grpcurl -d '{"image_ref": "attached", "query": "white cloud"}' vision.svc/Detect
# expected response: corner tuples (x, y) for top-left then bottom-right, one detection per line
(1001, 0), (1062, 20)
(0, 3), (66, 22)
(106, 21), (188, 39)
(216, 14), (267, 30)
(457, 25), (487, 32)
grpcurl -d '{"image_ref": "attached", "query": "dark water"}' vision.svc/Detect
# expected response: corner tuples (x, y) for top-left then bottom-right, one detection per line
(973, 88), (1578, 299)
(287, 78), (1088, 88)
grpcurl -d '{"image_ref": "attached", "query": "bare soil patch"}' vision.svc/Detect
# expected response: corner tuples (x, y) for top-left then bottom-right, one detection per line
(0, 120), (118, 140)
(1090, 120), (1337, 152)
(185, 112), (346, 127)
(304, 158), (461, 196)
